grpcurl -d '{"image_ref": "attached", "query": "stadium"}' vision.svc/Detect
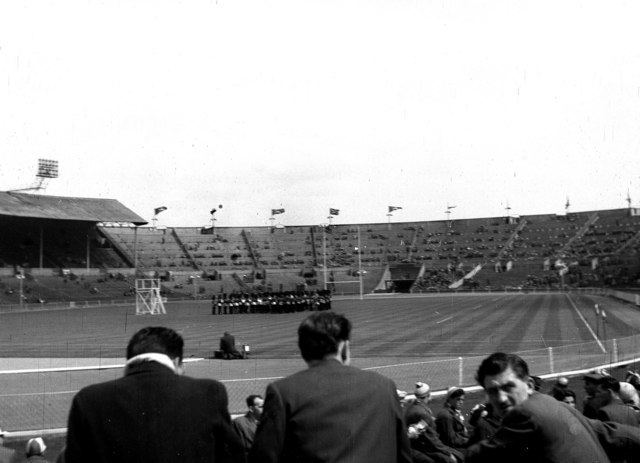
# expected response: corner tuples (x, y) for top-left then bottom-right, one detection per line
(3, 0), (640, 460)
(1, 180), (640, 454)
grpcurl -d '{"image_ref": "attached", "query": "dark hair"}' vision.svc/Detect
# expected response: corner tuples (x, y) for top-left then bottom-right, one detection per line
(246, 394), (263, 408)
(298, 312), (351, 362)
(598, 376), (620, 393)
(475, 352), (529, 386)
(562, 389), (576, 400)
(126, 326), (184, 361)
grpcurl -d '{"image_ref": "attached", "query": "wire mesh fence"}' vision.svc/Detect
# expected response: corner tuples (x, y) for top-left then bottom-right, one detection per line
(2, 332), (640, 432)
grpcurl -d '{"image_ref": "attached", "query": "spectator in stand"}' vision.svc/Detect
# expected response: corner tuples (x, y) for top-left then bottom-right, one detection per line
(249, 311), (412, 463)
(560, 389), (577, 408)
(465, 352), (640, 463)
(63, 326), (244, 463)
(626, 371), (640, 391)
(595, 376), (640, 426)
(25, 437), (49, 462)
(583, 371), (606, 419)
(619, 382), (640, 408)
(233, 394), (264, 457)
(467, 402), (501, 445)
(549, 376), (570, 401)
(405, 382), (464, 463)
(406, 414), (458, 463)
(436, 387), (469, 451)
(0, 428), (18, 463)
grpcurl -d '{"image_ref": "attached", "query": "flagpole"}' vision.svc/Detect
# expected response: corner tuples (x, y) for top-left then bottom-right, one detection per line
(323, 225), (327, 291)
(357, 225), (363, 300)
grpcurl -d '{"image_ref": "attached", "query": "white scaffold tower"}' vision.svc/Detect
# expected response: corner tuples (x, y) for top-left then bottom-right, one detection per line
(135, 279), (166, 315)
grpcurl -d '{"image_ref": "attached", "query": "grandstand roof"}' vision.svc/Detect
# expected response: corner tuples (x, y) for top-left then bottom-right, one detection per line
(0, 192), (147, 224)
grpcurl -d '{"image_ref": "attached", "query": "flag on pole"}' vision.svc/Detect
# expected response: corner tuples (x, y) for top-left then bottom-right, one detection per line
(329, 208), (340, 216)
(447, 205), (457, 210)
(271, 208), (285, 215)
(388, 206), (402, 213)
(154, 206), (167, 215)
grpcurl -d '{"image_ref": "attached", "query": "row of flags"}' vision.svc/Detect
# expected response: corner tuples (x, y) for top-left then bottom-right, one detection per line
(271, 206), (403, 216)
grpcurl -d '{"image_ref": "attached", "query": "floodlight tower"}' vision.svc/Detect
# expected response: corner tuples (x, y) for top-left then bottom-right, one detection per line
(8, 159), (59, 192)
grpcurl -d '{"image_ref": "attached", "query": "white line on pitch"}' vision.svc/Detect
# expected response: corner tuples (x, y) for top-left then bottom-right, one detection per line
(436, 316), (453, 324)
(565, 293), (606, 353)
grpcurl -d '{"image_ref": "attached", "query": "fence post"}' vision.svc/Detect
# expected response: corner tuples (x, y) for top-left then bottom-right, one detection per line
(548, 347), (554, 374)
(458, 357), (464, 386)
(613, 339), (619, 363)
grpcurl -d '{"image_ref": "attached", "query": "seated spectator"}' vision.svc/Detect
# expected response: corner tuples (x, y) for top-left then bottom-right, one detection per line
(595, 376), (640, 426)
(468, 402), (501, 445)
(25, 437), (49, 462)
(407, 414), (461, 463)
(465, 352), (640, 462)
(560, 389), (577, 408)
(549, 376), (570, 400)
(626, 371), (640, 391)
(619, 382), (640, 408)
(249, 311), (411, 462)
(63, 326), (244, 462)
(436, 387), (469, 450)
(405, 382), (463, 463)
(233, 394), (264, 457)
(583, 371), (606, 418)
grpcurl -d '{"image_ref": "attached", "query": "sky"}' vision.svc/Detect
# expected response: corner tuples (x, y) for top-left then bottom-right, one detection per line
(1, 0), (639, 228)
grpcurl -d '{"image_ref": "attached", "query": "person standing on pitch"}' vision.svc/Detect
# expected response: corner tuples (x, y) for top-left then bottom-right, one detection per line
(249, 311), (412, 463)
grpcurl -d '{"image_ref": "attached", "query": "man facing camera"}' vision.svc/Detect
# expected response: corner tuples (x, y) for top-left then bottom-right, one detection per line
(466, 352), (640, 463)
(249, 311), (412, 463)
(64, 326), (244, 463)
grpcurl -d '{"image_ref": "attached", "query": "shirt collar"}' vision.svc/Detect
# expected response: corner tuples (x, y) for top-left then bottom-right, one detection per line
(125, 353), (176, 374)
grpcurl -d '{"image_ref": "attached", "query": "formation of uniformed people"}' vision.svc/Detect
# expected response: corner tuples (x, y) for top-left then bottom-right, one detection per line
(211, 290), (331, 315)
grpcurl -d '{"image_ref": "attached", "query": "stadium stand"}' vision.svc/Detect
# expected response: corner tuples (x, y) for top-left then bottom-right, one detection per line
(1, 191), (639, 305)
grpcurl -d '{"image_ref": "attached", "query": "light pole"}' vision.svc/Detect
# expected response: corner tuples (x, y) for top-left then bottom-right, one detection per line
(16, 273), (25, 309)
(357, 226), (363, 300)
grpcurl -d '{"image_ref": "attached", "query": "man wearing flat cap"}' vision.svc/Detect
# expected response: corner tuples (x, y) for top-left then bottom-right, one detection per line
(405, 382), (464, 463)
(436, 387), (469, 451)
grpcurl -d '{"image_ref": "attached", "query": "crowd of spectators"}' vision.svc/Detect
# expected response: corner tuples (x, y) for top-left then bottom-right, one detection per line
(21, 314), (635, 462)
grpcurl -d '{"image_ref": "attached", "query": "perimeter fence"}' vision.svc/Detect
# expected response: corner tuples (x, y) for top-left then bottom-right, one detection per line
(2, 332), (640, 433)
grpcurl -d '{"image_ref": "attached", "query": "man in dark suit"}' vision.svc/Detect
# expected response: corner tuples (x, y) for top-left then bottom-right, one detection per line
(220, 331), (244, 359)
(466, 352), (640, 463)
(595, 376), (640, 426)
(249, 311), (412, 463)
(436, 387), (469, 451)
(63, 326), (244, 463)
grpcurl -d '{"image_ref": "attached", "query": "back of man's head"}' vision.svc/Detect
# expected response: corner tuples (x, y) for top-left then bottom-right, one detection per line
(475, 352), (529, 386)
(126, 326), (184, 362)
(298, 312), (351, 362)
